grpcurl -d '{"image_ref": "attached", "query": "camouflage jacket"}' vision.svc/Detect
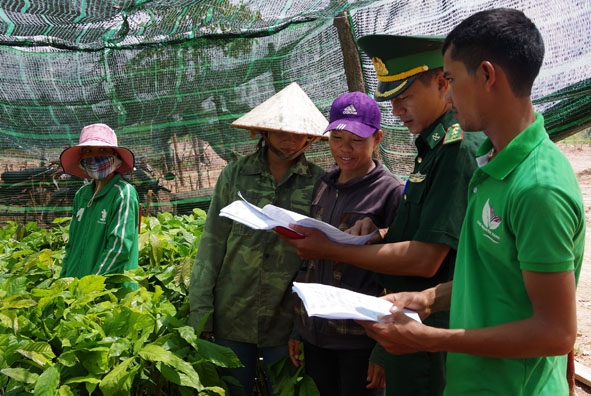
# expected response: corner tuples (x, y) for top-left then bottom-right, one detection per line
(188, 147), (325, 346)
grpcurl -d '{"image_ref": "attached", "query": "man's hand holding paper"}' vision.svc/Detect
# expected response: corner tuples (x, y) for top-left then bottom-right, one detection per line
(356, 282), (453, 355)
(355, 310), (432, 355)
(282, 224), (335, 260)
(292, 282), (421, 323)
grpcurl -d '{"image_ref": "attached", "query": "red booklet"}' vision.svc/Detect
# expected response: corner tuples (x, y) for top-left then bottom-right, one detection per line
(273, 226), (304, 239)
(219, 192), (374, 245)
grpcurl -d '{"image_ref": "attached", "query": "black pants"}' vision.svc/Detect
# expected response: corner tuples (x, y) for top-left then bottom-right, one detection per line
(303, 342), (385, 396)
(384, 351), (446, 396)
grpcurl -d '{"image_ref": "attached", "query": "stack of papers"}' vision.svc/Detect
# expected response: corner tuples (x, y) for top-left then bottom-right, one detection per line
(219, 192), (374, 245)
(292, 282), (421, 323)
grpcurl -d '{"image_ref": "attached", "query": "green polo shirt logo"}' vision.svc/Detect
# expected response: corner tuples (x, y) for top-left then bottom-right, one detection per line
(477, 199), (502, 243)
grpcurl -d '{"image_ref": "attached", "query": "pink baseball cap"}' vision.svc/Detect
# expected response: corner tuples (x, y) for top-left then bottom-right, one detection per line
(60, 123), (135, 179)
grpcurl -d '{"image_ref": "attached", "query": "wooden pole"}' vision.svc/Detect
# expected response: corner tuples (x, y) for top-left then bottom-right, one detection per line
(171, 133), (184, 186)
(334, 11), (383, 159)
(191, 134), (203, 189)
(333, 11), (365, 93)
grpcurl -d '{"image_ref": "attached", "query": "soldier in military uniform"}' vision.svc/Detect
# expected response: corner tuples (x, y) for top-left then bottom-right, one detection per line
(284, 36), (484, 396)
(188, 82), (327, 396)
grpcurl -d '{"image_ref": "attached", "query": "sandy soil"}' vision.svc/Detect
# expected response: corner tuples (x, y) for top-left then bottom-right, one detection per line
(559, 144), (591, 395)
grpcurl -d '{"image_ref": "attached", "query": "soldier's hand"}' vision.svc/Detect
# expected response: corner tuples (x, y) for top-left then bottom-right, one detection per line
(346, 218), (387, 244)
(281, 225), (333, 260)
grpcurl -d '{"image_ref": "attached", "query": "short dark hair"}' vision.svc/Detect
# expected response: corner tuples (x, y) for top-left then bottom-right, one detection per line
(416, 67), (443, 87)
(442, 8), (544, 97)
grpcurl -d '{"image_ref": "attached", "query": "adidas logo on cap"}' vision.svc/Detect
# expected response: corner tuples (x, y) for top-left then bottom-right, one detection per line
(342, 104), (357, 116)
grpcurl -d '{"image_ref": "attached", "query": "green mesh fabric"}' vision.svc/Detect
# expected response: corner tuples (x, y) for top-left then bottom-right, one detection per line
(0, 0), (589, 223)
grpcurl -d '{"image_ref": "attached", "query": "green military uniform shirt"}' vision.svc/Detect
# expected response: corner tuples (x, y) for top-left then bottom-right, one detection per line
(378, 111), (483, 299)
(375, 111), (484, 396)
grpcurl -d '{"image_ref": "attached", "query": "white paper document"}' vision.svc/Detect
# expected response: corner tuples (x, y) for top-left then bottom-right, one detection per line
(219, 192), (374, 245)
(292, 282), (421, 323)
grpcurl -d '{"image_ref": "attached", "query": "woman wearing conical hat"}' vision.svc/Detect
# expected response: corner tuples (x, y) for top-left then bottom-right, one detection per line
(188, 82), (327, 395)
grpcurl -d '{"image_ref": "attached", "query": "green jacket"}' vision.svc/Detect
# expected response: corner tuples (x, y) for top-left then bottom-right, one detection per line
(61, 173), (139, 279)
(188, 148), (325, 346)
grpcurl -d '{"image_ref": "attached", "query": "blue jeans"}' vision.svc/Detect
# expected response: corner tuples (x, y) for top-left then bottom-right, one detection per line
(216, 338), (288, 396)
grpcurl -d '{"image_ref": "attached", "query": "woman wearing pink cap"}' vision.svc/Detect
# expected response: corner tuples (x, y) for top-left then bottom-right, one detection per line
(59, 123), (139, 283)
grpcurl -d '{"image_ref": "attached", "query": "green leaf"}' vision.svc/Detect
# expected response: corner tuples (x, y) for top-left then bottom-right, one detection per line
(99, 357), (138, 396)
(63, 375), (101, 394)
(107, 337), (132, 358)
(197, 385), (226, 396)
(1, 367), (39, 383)
(34, 249), (55, 270)
(176, 257), (194, 290)
(24, 342), (55, 356)
(34, 366), (60, 396)
(0, 296), (37, 310)
(73, 275), (108, 295)
(0, 311), (16, 330)
(177, 325), (198, 344)
(0, 277), (29, 297)
(64, 376), (101, 385)
(11, 248), (34, 260)
(57, 384), (76, 396)
(138, 344), (203, 390)
(18, 341), (56, 365)
(149, 232), (163, 265)
(296, 375), (321, 396)
(80, 347), (111, 375)
(57, 351), (78, 368)
(195, 338), (243, 368)
(0, 334), (30, 368)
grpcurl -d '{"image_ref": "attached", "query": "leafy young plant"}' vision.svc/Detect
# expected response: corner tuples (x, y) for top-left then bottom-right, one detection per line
(0, 209), (320, 395)
(267, 354), (320, 396)
(0, 210), (241, 395)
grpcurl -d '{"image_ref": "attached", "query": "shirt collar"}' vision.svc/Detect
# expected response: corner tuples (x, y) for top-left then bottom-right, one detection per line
(416, 111), (456, 153)
(476, 113), (546, 180)
(240, 146), (310, 176)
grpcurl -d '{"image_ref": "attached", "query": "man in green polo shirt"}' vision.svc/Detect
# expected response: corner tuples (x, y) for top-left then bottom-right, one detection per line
(357, 8), (585, 395)
(285, 36), (483, 395)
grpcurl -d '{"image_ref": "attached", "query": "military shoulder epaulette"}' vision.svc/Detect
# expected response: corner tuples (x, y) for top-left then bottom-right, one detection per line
(443, 123), (464, 145)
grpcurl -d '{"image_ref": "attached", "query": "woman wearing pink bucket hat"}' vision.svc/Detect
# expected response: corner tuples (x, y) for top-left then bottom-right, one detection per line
(59, 123), (139, 285)
(60, 123), (134, 179)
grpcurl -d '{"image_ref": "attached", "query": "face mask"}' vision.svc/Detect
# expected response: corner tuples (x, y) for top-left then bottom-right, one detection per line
(80, 155), (121, 180)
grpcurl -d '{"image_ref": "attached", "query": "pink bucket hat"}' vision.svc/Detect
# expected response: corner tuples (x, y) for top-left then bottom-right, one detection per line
(60, 123), (135, 179)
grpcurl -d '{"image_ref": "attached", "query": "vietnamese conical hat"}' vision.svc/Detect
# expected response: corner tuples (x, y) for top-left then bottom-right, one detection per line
(231, 82), (328, 139)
